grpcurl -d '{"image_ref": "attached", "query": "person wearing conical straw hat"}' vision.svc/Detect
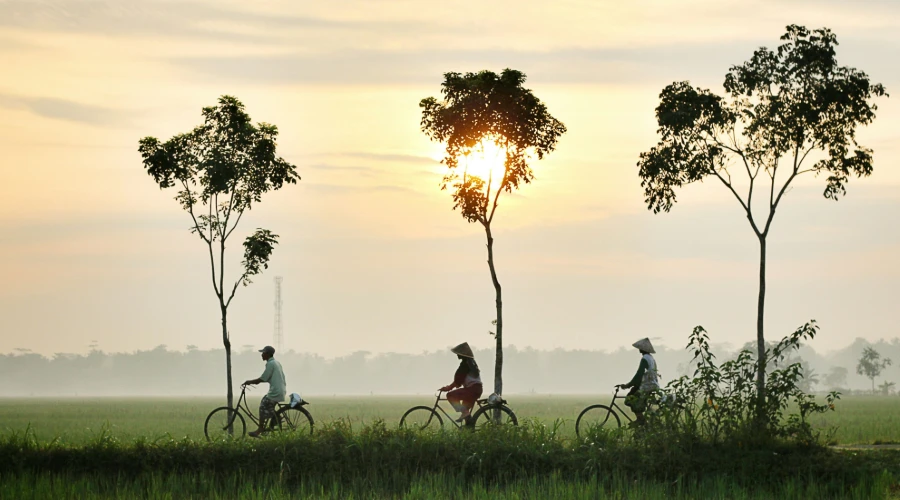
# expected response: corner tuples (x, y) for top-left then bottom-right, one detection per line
(616, 337), (660, 425)
(439, 342), (483, 424)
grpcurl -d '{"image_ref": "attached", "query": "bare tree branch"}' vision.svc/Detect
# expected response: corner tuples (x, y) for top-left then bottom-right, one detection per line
(225, 279), (240, 308)
(763, 145), (802, 235)
(712, 169), (763, 236)
(223, 209), (245, 241)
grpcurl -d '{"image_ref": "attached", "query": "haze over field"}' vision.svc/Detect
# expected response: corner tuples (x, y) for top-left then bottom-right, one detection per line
(3, 338), (899, 397)
(1, 0), (898, 363)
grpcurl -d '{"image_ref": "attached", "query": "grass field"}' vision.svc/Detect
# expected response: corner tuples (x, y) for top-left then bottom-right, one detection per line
(2, 394), (899, 445)
(3, 394), (900, 498)
(3, 470), (896, 499)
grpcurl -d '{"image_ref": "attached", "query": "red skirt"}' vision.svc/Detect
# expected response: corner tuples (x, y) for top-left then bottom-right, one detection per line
(447, 384), (483, 411)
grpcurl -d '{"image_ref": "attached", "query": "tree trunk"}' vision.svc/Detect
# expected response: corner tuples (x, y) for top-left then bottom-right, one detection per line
(222, 305), (234, 431)
(756, 236), (767, 418)
(485, 224), (503, 398)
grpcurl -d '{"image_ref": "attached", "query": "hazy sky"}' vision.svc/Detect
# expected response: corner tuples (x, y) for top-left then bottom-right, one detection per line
(1, 0), (898, 359)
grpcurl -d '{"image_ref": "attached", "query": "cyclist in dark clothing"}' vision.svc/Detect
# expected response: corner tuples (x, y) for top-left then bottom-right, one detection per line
(439, 342), (483, 423)
(616, 337), (659, 425)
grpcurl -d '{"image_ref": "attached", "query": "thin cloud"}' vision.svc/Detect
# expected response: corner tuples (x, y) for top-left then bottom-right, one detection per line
(0, 93), (133, 127)
(168, 42), (767, 86)
(306, 163), (381, 174)
(304, 183), (418, 195)
(0, 0), (461, 43)
(339, 152), (439, 164)
(170, 37), (900, 86)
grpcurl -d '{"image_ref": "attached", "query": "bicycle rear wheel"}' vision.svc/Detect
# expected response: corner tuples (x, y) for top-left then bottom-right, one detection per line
(575, 404), (621, 438)
(204, 407), (246, 442)
(470, 405), (518, 430)
(275, 406), (315, 435)
(399, 406), (443, 430)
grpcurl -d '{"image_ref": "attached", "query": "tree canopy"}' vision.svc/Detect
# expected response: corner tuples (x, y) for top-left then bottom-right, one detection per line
(138, 95), (300, 303)
(639, 25), (887, 220)
(420, 69), (566, 225)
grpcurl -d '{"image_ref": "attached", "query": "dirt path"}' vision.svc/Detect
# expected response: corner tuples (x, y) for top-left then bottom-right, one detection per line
(831, 444), (900, 450)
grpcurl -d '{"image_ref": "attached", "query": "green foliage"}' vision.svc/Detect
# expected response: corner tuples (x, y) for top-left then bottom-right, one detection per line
(4, 469), (898, 500)
(240, 229), (279, 285)
(137, 95), (299, 306)
(2, 420), (899, 499)
(857, 347), (893, 393)
(645, 321), (839, 446)
(638, 25), (887, 215)
(420, 69), (566, 225)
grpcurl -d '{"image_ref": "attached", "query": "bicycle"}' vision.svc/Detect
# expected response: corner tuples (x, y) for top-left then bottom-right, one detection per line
(204, 384), (314, 441)
(575, 386), (635, 438)
(575, 386), (677, 438)
(399, 390), (518, 431)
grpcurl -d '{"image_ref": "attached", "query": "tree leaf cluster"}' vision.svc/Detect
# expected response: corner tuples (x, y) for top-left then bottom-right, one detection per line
(638, 24), (887, 219)
(420, 69), (566, 225)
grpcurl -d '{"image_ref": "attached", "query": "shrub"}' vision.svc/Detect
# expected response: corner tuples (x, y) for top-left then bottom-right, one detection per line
(645, 320), (839, 447)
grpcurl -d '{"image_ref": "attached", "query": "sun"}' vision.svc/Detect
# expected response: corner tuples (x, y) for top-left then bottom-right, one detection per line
(461, 140), (506, 185)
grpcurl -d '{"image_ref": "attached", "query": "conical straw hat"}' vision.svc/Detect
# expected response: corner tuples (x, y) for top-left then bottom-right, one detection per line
(451, 342), (475, 358)
(632, 338), (656, 354)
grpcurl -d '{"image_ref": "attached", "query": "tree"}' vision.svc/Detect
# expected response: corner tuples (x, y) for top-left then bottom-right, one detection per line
(856, 347), (892, 393)
(877, 381), (896, 396)
(138, 95), (299, 414)
(636, 25), (887, 408)
(824, 366), (848, 390)
(420, 69), (566, 397)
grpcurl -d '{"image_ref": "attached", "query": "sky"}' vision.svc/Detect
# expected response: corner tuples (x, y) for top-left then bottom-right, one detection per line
(0, 0), (898, 360)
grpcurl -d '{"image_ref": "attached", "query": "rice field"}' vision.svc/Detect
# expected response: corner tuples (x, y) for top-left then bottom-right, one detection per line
(1, 394), (899, 445)
(3, 395), (900, 498)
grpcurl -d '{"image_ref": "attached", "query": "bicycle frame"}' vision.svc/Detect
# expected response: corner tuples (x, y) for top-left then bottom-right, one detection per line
(428, 390), (498, 428)
(233, 385), (281, 427)
(608, 387), (635, 423)
(428, 391), (469, 428)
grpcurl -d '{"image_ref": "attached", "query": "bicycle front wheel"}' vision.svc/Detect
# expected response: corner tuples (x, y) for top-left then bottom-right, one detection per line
(575, 404), (621, 438)
(399, 406), (443, 430)
(275, 406), (314, 435)
(204, 407), (246, 442)
(471, 405), (518, 430)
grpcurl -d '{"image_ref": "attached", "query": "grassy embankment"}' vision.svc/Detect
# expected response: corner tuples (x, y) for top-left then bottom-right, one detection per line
(2, 395), (900, 498)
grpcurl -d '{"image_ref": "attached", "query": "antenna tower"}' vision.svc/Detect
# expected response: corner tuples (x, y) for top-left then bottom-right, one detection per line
(274, 276), (283, 353)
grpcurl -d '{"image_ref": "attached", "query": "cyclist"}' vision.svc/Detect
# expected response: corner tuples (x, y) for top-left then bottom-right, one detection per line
(616, 337), (659, 425)
(242, 345), (286, 438)
(439, 342), (483, 424)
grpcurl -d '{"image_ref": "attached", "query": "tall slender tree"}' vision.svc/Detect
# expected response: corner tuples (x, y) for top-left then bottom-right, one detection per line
(420, 69), (566, 397)
(857, 347), (892, 394)
(637, 25), (886, 409)
(139, 96), (300, 414)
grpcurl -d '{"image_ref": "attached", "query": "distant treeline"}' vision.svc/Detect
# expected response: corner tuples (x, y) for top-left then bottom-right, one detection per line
(2, 337), (899, 397)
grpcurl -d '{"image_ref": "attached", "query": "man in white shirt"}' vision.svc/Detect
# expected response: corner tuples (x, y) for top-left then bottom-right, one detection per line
(243, 345), (286, 437)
